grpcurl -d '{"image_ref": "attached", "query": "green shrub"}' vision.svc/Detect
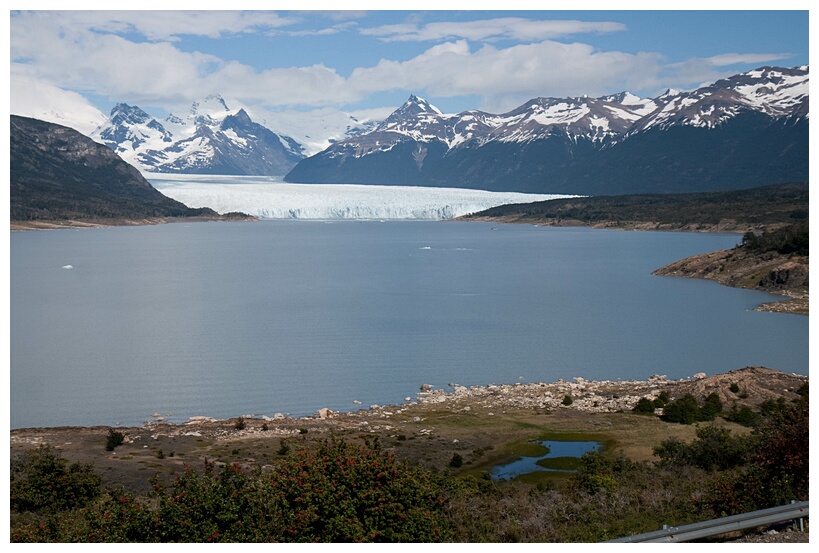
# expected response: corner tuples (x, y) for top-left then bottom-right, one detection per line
(573, 451), (636, 494)
(701, 393), (808, 516)
(723, 405), (762, 427)
(700, 393), (723, 421)
(10, 445), (102, 514)
(729, 383), (740, 394)
(562, 395), (573, 406)
(654, 425), (752, 471)
(760, 397), (789, 418)
(661, 393), (722, 424)
(661, 394), (701, 424)
(449, 453), (464, 468)
(632, 397), (656, 414)
(105, 429), (124, 451)
(38, 436), (452, 542)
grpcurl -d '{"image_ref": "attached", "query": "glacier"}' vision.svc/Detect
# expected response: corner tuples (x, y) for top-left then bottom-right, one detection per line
(148, 174), (573, 220)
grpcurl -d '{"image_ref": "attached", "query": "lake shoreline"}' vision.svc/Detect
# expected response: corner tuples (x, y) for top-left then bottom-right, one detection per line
(457, 216), (808, 316)
(10, 213), (258, 231)
(11, 366), (807, 434)
(10, 366), (807, 499)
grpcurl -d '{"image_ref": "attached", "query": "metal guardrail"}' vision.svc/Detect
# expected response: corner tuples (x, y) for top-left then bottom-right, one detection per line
(606, 500), (809, 543)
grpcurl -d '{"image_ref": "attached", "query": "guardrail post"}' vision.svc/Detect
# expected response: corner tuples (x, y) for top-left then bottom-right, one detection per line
(791, 500), (805, 532)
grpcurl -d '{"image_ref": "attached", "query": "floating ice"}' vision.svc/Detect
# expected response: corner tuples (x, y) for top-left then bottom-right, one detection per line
(62, 265), (73, 269)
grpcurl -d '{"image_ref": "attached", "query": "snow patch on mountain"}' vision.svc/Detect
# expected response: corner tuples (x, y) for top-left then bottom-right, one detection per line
(626, 65), (809, 135)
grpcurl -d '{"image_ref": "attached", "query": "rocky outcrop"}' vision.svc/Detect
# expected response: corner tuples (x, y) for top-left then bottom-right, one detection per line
(410, 367), (806, 415)
(653, 246), (808, 315)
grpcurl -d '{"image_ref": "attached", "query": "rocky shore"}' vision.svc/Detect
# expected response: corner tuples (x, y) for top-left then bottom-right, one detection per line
(12, 367), (805, 447)
(653, 248), (809, 315)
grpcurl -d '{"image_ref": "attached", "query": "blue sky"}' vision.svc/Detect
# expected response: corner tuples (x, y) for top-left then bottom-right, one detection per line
(8, 4), (811, 119)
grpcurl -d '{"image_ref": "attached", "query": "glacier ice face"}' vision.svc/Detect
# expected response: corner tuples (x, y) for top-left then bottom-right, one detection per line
(148, 174), (572, 220)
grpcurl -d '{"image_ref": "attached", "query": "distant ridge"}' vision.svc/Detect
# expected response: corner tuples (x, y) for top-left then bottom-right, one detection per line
(459, 182), (809, 232)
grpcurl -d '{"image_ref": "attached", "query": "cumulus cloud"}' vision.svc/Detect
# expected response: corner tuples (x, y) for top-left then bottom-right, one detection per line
(10, 10), (792, 116)
(348, 40), (664, 111)
(10, 11), (355, 112)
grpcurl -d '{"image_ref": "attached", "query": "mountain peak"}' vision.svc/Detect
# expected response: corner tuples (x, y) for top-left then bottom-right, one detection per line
(221, 108), (253, 129)
(189, 95), (231, 119)
(375, 94), (444, 132)
(108, 103), (153, 126)
(403, 94), (442, 115)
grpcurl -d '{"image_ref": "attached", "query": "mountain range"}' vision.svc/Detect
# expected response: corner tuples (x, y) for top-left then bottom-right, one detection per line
(11, 65), (808, 196)
(90, 95), (307, 176)
(285, 66), (809, 195)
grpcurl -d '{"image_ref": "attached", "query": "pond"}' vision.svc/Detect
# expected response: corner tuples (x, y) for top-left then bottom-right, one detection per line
(490, 440), (601, 481)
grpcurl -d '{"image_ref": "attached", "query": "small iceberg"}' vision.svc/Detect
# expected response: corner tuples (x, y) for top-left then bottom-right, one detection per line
(62, 265), (74, 269)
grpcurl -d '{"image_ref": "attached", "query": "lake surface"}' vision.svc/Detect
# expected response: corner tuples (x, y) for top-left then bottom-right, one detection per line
(10, 221), (808, 429)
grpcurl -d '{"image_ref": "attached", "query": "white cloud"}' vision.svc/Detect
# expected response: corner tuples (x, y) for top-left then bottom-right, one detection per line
(10, 12), (347, 112)
(10, 10), (797, 117)
(12, 10), (296, 42)
(348, 40), (664, 111)
(360, 17), (626, 42)
(10, 67), (107, 134)
(705, 52), (792, 67)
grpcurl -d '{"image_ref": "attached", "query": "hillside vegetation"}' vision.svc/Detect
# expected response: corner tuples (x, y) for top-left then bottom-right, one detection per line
(461, 182), (808, 232)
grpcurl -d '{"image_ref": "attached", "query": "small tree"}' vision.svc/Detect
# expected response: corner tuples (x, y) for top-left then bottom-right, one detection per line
(700, 392), (723, 421)
(106, 428), (124, 451)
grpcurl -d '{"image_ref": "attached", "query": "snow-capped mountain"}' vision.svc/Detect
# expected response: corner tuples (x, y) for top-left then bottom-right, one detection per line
(286, 66), (808, 195)
(91, 95), (306, 176)
(624, 65), (808, 136)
